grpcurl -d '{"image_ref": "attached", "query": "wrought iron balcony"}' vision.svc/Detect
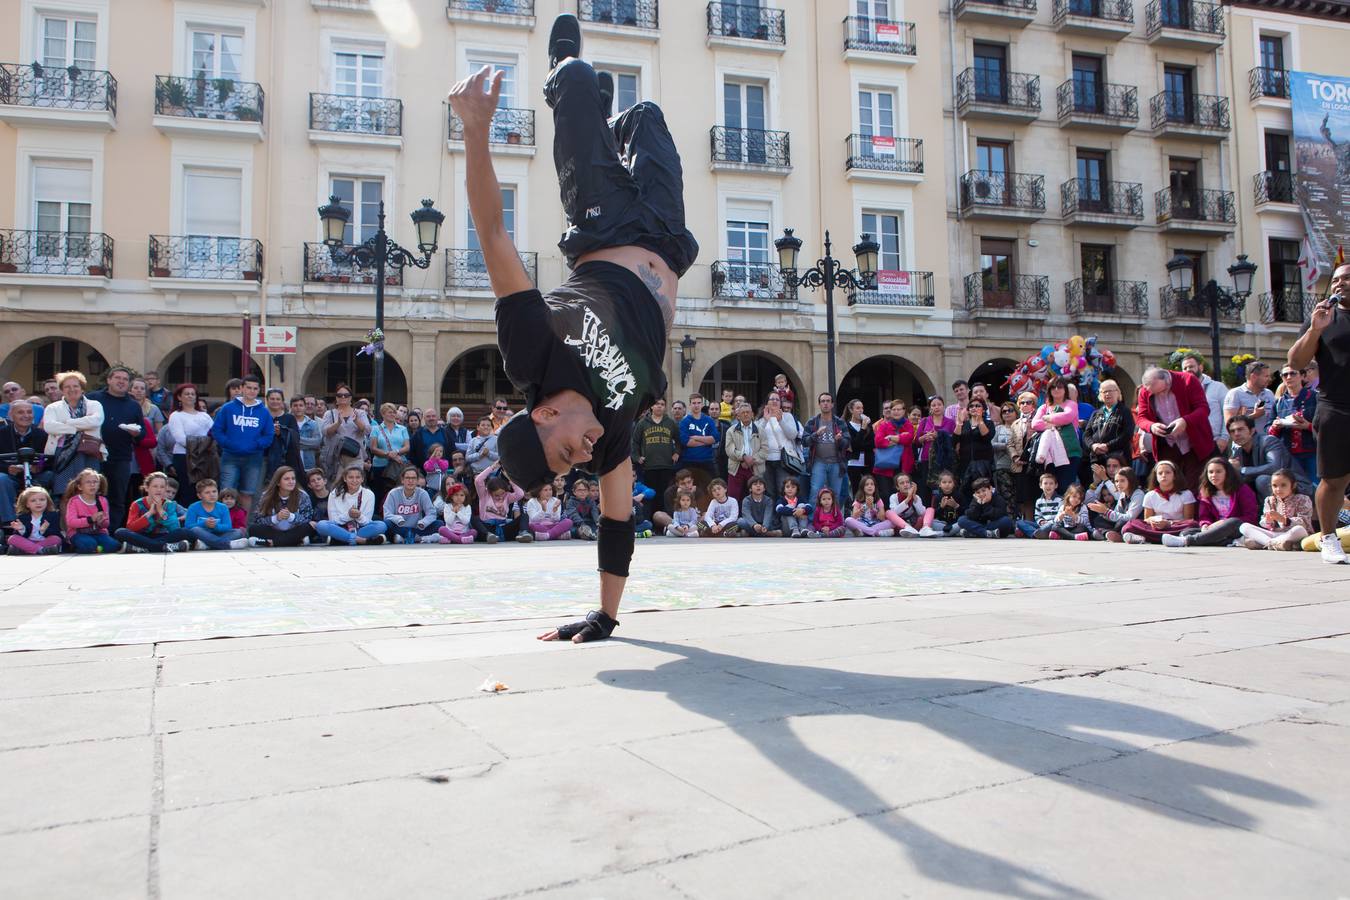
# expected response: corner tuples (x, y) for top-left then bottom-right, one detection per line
(448, 106), (535, 146)
(445, 248), (537, 292)
(148, 235), (263, 282)
(842, 17), (917, 56)
(1254, 171), (1295, 206)
(154, 75), (264, 122)
(1249, 66), (1290, 101)
(1160, 285), (1243, 321)
(309, 93), (402, 137)
(710, 126), (790, 170)
(1056, 80), (1138, 129)
(0, 62), (117, 114)
(711, 260), (797, 302)
(1052, 0), (1134, 31)
(1061, 178), (1144, 222)
(1145, 0), (1223, 41)
(707, 3), (784, 43)
(303, 242), (402, 286)
(956, 69), (1041, 119)
(1066, 278), (1149, 318)
(579, 0), (658, 30)
(845, 134), (923, 175)
(850, 271), (935, 308)
(0, 228), (114, 277)
(954, 0), (1037, 24)
(964, 273), (1050, 314)
(447, 0), (535, 15)
(1260, 290), (1316, 325)
(1149, 91), (1229, 134)
(1155, 187), (1235, 227)
(960, 170), (1046, 216)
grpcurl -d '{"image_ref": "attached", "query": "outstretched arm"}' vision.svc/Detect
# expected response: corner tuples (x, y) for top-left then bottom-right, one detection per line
(449, 67), (533, 298)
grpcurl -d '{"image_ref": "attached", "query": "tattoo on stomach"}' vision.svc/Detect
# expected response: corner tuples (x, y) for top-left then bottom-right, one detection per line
(637, 263), (675, 330)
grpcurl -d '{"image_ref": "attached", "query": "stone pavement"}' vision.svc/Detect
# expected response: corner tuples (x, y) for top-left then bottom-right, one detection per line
(1, 539), (1348, 899)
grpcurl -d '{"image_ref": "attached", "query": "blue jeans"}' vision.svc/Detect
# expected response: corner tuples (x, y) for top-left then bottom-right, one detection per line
(1292, 453), (1319, 490)
(189, 526), (247, 549)
(387, 520), (440, 543)
(957, 515), (1014, 537)
(219, 452), (264, 496)
(314, 520), (388, 545)
(69, 533), (122, 553)
(809, 459), (845, 505)
(1014, 519), (1040, 538)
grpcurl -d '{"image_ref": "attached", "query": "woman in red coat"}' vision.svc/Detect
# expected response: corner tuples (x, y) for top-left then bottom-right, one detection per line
(1134, 367), (1215, 490)
(872, 400), (915, 484)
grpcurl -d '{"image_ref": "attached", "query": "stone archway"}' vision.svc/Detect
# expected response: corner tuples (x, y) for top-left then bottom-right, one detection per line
(159, 340), (262, 402)
(969, 358), (1020, 406)
(303, 342), (408, 405)
(0, 336), (111, 391)
(838, 354), (935, 420)
(696, 350), (804, 413)
(439, 345), (523, 422)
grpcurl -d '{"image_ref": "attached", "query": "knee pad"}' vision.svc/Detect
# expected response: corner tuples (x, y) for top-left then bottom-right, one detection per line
(597, 515), (635, 577)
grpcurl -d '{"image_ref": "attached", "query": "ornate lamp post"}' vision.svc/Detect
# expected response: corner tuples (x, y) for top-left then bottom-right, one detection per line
(317, 196), (445, 409)
(773, 228), (879, 397)
(676, 334), (697, 387)
(1166, 252), (1257, 376)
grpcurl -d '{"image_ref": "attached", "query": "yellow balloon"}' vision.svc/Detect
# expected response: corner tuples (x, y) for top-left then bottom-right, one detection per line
(1068, 335), (1086, 359)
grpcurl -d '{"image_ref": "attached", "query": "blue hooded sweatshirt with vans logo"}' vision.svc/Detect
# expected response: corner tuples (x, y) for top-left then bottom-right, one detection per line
(210, 397), (275, 456)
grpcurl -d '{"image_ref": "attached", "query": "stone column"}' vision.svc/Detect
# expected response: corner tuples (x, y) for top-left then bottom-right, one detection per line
(411, 332), (437, 409)
(115, 324), (150, 374)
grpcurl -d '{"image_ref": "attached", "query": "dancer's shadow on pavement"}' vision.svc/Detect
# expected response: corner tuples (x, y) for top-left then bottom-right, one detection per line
(599, 639), (1312, 900)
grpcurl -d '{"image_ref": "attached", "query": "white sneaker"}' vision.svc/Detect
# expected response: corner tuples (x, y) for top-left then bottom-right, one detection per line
(248, 536), (268, 548)
(228, 538), (250, 550)
(918, 526), (935, 538)
(536, 531), (550, 541)
(1161, 534), (1188, 548)
(1320, 534), (1348, 565)
(1122, 533), (1145, 545)
(163, 542), (177, 553)
(195, 540), (209, 551)
(419, 534), (444, 544)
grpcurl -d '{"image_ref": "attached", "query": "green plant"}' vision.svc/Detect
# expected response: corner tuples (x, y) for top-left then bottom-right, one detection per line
(161, 78), (189, 110)
(236, 105), (260, 122)
(213, 78), (234, 105)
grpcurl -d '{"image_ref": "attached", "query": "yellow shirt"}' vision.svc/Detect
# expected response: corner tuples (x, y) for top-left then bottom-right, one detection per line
(717, 401), (733, 423)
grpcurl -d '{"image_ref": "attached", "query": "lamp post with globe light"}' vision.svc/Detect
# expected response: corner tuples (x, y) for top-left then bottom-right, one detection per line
(1165, 253), (1257, 378)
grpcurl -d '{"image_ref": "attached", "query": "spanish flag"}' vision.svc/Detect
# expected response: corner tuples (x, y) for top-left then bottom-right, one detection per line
(1337, 245), (1346, 268)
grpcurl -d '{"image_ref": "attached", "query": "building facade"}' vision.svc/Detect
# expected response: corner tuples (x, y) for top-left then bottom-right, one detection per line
(1, 0), (1345, 419)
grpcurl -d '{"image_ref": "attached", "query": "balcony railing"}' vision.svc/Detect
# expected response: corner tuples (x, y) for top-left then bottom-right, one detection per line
(154, 75), (264, 122)
(448, 106), (535, 145)
(579, 0), (658, 29)
(1155, 187), (1235, 225)
(303, 242), (402, 286)
(707, 3), (785, 43)
(851, 271), (935, 308)
(1260, 290), (1316, 325)
(0, 62), (117, 114)
(1061, 178), (1144, 219)
(0, 228), (114, 277)
(845, 134), (923, 174)
(960, 171), (1046, 213)
(148, 235), (263, 281)
(1145, 0), (1223, 38)
(954, 0), (1037, 14)
(711, 260), (796, 302)
(445, 248), (537, 292)
(1066, 278), (1149, 317)
(1254, 171), (1295, 205)
(1149, 91), (1229, 130)
(842, 17), (917, 55)
(1160, 285), (1242, 321)
(1249, 66), (1291, 101)
(447, 0), (535, 15)
(309, 93), (402, 137)
(1056, 80), (1138, 124)
(1052, 0), (1135, 26)
(964, 273), (1050, 313)
(956, 69), (1041, 114)
(710, 126), (790, 168)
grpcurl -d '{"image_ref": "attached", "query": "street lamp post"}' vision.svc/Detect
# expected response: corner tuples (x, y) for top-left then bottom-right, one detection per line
(773, 228), (879, 398)
(317, 196), (445, 410)
(1165, 253), (1257, 376)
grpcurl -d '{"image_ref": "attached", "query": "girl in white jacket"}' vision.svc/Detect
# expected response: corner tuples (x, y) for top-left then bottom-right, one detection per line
(313, 464), (388, 545)
(525, 482), (572, 541)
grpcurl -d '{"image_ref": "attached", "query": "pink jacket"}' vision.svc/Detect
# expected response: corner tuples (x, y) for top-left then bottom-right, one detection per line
(474, 466), (523, 521)
(1031, 402), (1077, 467)
(1197, 485), (1259, 527)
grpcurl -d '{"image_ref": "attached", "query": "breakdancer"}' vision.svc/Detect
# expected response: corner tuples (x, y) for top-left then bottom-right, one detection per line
(448, 14), (698, 642)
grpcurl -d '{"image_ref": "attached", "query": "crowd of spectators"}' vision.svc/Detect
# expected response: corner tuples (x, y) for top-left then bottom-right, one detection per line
(2, 354), (1347, 560)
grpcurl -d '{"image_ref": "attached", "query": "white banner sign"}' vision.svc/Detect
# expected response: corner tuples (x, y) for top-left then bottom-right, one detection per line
(875, 270), (912, 295)
(252, 326), (297, 355)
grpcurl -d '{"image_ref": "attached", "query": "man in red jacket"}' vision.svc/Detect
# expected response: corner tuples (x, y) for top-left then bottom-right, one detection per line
(1135, 367), (1216, 491)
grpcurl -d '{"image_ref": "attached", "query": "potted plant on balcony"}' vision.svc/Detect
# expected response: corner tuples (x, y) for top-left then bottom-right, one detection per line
(505, 131), (521, 145)
(87, 264), (107, 276)
(213, 78), (234, 110)
(236, 105), (260, 122)
(159, 78), (189, 114)
(0, 236), (14, 274)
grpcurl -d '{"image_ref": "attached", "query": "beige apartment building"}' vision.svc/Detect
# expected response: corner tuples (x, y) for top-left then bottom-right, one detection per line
(0, 0), (953, 417)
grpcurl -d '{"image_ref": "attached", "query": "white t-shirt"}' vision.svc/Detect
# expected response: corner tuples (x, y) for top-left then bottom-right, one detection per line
(1143, 489), (1196, 521)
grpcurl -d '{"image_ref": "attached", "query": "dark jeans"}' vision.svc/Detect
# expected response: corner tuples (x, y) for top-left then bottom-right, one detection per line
(643, 467), (674, 514)
(1180, 517), (1245, 547)
(248, 522), (313, 547)
(545, 59), (698, 276)
(956, 515), (1014, 537)
(114, 526), (195, 552)
(102, 458), (133, 530)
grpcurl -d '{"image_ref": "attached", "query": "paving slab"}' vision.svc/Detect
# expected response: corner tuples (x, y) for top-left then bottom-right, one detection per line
(0, 643), (153, 668)
(0, 817), (148, 900)
(0, 736), (153, 833)
(0, 687), (151, 750)
(1135, 643), (1350, 703)
(525, 869), (689, 899)
(947, 624), (1223, 668)
(0, 656), (157, 699)
(158, 641), (379, 685)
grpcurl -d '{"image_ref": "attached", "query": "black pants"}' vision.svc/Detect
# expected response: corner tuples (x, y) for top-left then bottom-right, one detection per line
(545, 59), (698, 276)
(643, 467), (674, 514)
(103, 458), (133, 530)
(248, 522), (313, 547)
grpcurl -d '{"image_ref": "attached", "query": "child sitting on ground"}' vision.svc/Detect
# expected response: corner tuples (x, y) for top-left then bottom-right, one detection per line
(775, 477), (813, 537)
(811, 486), (846, 538)
(184, 478), (250, 550)
(6, 486), (62, 555)
(436, 482), (475, 544)
(383, 465), (439, 544)
(1239, 468), (1313, 550)
(922, 470), (963, 537)
(1089, 468), (1145, 541)
(116, 471), (195, 553)
(62, 469), (122, 554)
(886, 472), (926, 537)
(219, 487), (248, 530)
(475, 465), (527, 543)
(845, 475), (894, 537)
(164, 477), (180, 502)
(1018, 472), (1062, 538)
(665, 490), (700, 537)
(699, 478), (740, 537)
(564, 477), (600, 540)
(957, 477), (1013, 538)
(422, 443), (449, 496)
(736, 476), (777, 536)
(526, 481), (573, 541)
(631, 480), (655, 538)
(1043, 483), (1091, 541)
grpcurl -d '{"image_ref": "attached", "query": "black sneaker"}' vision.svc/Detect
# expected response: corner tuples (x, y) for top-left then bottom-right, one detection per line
(597, 70), (614, 117)
(548, 13), (582, 70)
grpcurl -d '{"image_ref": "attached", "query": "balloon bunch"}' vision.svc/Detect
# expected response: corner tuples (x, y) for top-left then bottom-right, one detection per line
(1003, 334), (1117, 399)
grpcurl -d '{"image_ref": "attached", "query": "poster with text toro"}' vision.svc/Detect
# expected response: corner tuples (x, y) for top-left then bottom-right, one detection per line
(1291, 71), (1350, 272)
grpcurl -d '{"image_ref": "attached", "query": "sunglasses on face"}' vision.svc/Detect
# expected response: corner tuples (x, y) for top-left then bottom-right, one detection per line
(336, 393), (351, 398)
(1281, 371), (1300, 378)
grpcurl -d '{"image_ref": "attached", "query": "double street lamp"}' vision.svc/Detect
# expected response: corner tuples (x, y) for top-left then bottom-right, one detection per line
(773, 228), (880, 398)
(317, 196), (445, 409)
(1165, 253), (1258, 377)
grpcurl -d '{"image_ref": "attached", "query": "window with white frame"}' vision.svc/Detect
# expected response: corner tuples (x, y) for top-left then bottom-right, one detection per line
(33, 160), (93, 259)
(724, 80), (768, 164)
(329, 176), (383, 245)
(596, 66), (639, 111)
(334, 46), (383, 98)
(466, 56), (517, 140)
(184, 168), (243, 272)
(36, 14), (97, 102)
(466, 186), (517, 273)
(724, 204), (772, 293)
(190, 29), (243, 80)
(858, 88), (895, 138)
(861, 211), (903, 271)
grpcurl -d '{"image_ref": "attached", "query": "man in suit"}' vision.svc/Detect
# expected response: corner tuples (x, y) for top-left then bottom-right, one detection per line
(1226, 413), (1305, 502)
(1134, 367), (1215, 491)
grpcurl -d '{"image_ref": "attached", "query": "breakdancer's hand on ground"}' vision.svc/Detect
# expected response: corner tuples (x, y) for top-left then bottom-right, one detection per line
(449, 66), (503, 139)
